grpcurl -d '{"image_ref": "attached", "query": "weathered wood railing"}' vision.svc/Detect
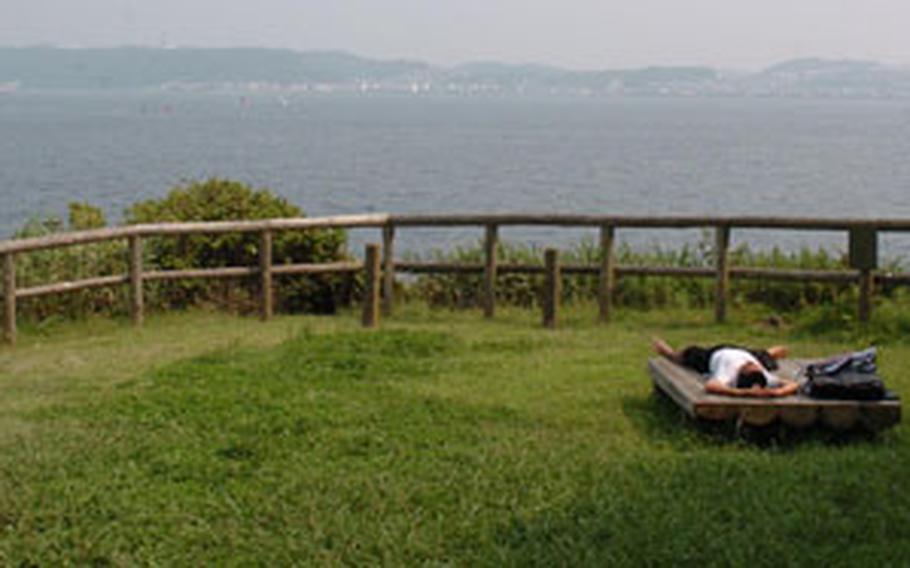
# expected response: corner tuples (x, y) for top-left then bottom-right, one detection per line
(0, 215), (386, 345)
(2, 213), (910, 345)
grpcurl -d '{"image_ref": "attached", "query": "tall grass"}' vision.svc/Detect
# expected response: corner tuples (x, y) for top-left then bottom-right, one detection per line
(409, 233), (900, 315)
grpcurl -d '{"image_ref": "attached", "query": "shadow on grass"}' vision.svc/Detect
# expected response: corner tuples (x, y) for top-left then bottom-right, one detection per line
(481, 395), (907, 566)
(482, 439), (910, 567)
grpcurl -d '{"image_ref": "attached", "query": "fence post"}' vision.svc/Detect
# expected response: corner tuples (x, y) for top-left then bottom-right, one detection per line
(850, 227), (878, 323)
(598, 224), (616, 323)
(382, 223), (395, 316)
(859, 271), (874, 323)
(363, 243), (381, 328)
(543, 248), (560, 329)
(260, 230), (273, 321)
(129, 235), (144, 326)
(715, 225), (730, 323)
(3, 252), (15, 345)
(484, 224), (498, 318)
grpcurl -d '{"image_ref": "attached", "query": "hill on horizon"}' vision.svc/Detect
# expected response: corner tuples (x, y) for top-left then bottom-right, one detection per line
(1, 47), (909, 98)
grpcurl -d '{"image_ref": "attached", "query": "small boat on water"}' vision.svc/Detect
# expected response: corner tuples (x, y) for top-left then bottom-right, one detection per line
(0, 81), (20, 94)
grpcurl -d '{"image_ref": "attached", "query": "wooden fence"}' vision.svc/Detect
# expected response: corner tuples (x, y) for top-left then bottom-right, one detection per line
(2, 213), (910, 345)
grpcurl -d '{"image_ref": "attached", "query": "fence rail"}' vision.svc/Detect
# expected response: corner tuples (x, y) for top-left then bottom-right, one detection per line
(2, 213), (908, 345)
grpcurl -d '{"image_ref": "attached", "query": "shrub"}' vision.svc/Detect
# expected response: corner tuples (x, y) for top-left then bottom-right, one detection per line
(13, 203), (128, 323)
(124, 178), (350, 314)
(6, 180), (352, 325)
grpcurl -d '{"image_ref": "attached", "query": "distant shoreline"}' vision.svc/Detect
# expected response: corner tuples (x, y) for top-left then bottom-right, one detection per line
(4, 89), (910, 105)
(2, 47), (910, 100)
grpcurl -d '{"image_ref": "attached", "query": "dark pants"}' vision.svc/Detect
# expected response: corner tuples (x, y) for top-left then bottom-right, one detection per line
(680, 344), (778, 374)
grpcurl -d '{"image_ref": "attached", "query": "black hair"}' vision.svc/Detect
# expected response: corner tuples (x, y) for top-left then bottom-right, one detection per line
(736, 370), (767, 389)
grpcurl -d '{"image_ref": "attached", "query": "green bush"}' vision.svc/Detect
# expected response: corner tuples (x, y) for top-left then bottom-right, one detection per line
(13, 203), (128, 323)
(124, 178), (350, 314)
(7, 179), (353, 325)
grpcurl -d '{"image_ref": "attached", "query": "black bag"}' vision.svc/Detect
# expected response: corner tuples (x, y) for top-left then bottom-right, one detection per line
(804, 371), (886, 401)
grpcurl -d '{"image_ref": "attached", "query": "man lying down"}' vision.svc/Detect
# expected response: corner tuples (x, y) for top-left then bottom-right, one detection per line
(653, 338), (799, 398)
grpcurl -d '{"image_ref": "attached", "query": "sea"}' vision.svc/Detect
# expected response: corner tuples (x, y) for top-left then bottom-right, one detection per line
(2, 92), (910, 262)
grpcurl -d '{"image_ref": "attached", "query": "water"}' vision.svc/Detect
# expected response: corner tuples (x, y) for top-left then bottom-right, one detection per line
(2, 92), (910, 260)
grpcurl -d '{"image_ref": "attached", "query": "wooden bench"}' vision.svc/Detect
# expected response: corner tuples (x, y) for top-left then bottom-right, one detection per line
(649, 357), (901, 431)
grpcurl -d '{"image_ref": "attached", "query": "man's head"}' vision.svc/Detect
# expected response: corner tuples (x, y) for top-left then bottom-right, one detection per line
(736, 362), (768, 389)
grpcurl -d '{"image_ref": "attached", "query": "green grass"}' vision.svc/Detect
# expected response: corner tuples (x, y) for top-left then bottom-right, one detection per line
(1, 305), (909, 565)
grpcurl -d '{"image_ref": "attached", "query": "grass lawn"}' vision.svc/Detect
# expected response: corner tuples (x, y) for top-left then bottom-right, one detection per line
(0, 304), (908, 565)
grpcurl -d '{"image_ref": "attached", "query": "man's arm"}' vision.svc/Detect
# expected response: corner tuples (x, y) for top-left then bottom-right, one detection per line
(653, 337), (683, 364)
(704, 379), (798, 398)
(766, 380), (799, 397)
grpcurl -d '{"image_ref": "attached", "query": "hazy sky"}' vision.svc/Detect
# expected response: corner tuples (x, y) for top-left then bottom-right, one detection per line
(2, 0), (909, 70)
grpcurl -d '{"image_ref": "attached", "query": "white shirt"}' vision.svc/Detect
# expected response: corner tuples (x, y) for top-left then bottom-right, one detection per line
(708, 348), (782, 388)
